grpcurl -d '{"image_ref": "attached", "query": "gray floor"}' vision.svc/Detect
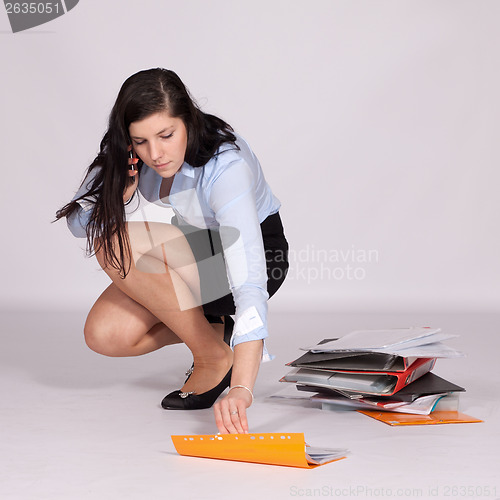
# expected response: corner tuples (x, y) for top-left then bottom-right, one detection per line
(1, 309), (499, 500)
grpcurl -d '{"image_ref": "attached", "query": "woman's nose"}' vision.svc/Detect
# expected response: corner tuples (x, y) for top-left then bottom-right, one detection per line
(149, 143), (163, 162)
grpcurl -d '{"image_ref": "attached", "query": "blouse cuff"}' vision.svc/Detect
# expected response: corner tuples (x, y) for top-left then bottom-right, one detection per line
(230, 324), (275, 363)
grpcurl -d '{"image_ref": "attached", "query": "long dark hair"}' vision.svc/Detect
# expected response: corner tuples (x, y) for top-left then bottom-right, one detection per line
(55, 68), (238, 278)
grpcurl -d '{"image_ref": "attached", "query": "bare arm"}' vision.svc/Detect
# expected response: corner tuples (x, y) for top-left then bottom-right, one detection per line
(213, 339), (263, 434)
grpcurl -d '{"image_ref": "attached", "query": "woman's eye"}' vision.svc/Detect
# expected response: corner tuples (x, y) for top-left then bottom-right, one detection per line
(162, 134), (173, 140)
(134, 141), (145, 146)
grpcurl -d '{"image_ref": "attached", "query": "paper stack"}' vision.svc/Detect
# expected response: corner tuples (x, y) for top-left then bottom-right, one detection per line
(279, 327), (476, 422)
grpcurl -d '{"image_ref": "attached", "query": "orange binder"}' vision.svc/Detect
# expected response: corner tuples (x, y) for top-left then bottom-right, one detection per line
(171, 432), (348, 468)
(358, 410), (483, 426)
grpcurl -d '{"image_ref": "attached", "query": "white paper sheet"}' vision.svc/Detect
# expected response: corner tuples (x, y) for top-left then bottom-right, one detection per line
(305, 327), (442, 352)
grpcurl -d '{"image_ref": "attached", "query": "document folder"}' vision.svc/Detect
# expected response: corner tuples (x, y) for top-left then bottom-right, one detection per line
(387, 372), (466, 401)
(358, 410), (483, 426)
(171, 432), (348, 468)
(288, 349), (418, 372)
(282, 357), (436, 396)
(296, 372), (466, 402)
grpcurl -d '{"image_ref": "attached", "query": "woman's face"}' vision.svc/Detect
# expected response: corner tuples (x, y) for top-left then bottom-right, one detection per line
(129, 110), (188, 178)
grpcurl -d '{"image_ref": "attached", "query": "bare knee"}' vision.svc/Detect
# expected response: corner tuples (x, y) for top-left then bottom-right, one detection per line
(84, 316), (127, 357)
(94, 222), (188, 278)
(83, 316), (110, 355)
(127, 221), (185, 257)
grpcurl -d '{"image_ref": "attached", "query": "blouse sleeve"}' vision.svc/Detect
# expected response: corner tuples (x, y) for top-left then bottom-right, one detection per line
(66, 168), (100, 238)
(208, 158), (274, 362)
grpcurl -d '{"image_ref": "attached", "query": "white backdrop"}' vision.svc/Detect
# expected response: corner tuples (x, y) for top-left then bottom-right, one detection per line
(1, 0), (499, 313)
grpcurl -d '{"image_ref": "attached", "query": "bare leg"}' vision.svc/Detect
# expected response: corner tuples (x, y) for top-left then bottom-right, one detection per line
(91, 222), (232, 395)
(85, 281), (225, 357)
(84, 282), (183, 357)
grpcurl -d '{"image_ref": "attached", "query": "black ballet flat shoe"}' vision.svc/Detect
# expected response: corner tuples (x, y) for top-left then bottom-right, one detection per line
(184, 315), (234, 382)
(161, 368), (232, 410)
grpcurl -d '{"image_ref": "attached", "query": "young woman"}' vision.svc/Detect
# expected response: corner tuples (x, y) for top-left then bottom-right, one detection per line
(55, 68), (288, 434)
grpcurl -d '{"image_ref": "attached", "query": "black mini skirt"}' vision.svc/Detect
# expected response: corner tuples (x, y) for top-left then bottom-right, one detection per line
(172, 212), (289, 319)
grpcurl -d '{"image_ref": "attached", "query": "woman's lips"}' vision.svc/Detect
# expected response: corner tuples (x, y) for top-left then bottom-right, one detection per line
(154, 162), (170, 169)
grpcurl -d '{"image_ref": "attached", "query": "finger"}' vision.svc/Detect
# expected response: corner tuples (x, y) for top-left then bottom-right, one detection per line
(128, 157), (139, 166)
(229, 408), (245, 434)
(236, 403), (249, 433)
(219, 402), (238, 434)
(214, 401), (237, 434)
(223, 412), (238, 434)
(213, 403), (229, 434)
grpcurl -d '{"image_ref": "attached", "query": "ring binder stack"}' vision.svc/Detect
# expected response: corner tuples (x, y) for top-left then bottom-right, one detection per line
(279, 327), (482, 425)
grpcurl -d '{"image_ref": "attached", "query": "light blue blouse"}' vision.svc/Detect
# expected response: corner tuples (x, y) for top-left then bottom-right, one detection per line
(67, 134), (281, 361)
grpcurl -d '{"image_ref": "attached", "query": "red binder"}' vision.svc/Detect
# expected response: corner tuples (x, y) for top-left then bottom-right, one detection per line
(335, 357), (437, 396)
(282, 357), (436, 396)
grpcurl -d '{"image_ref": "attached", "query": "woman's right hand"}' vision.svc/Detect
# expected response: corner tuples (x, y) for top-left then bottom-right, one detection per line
(124, 145), (139, 203)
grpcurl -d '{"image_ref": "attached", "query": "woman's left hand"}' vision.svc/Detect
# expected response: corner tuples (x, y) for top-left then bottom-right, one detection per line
(213, 387), (253, 434)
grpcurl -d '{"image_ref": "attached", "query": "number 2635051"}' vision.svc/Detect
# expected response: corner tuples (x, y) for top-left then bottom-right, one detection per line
(5, 3), (62, 14)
